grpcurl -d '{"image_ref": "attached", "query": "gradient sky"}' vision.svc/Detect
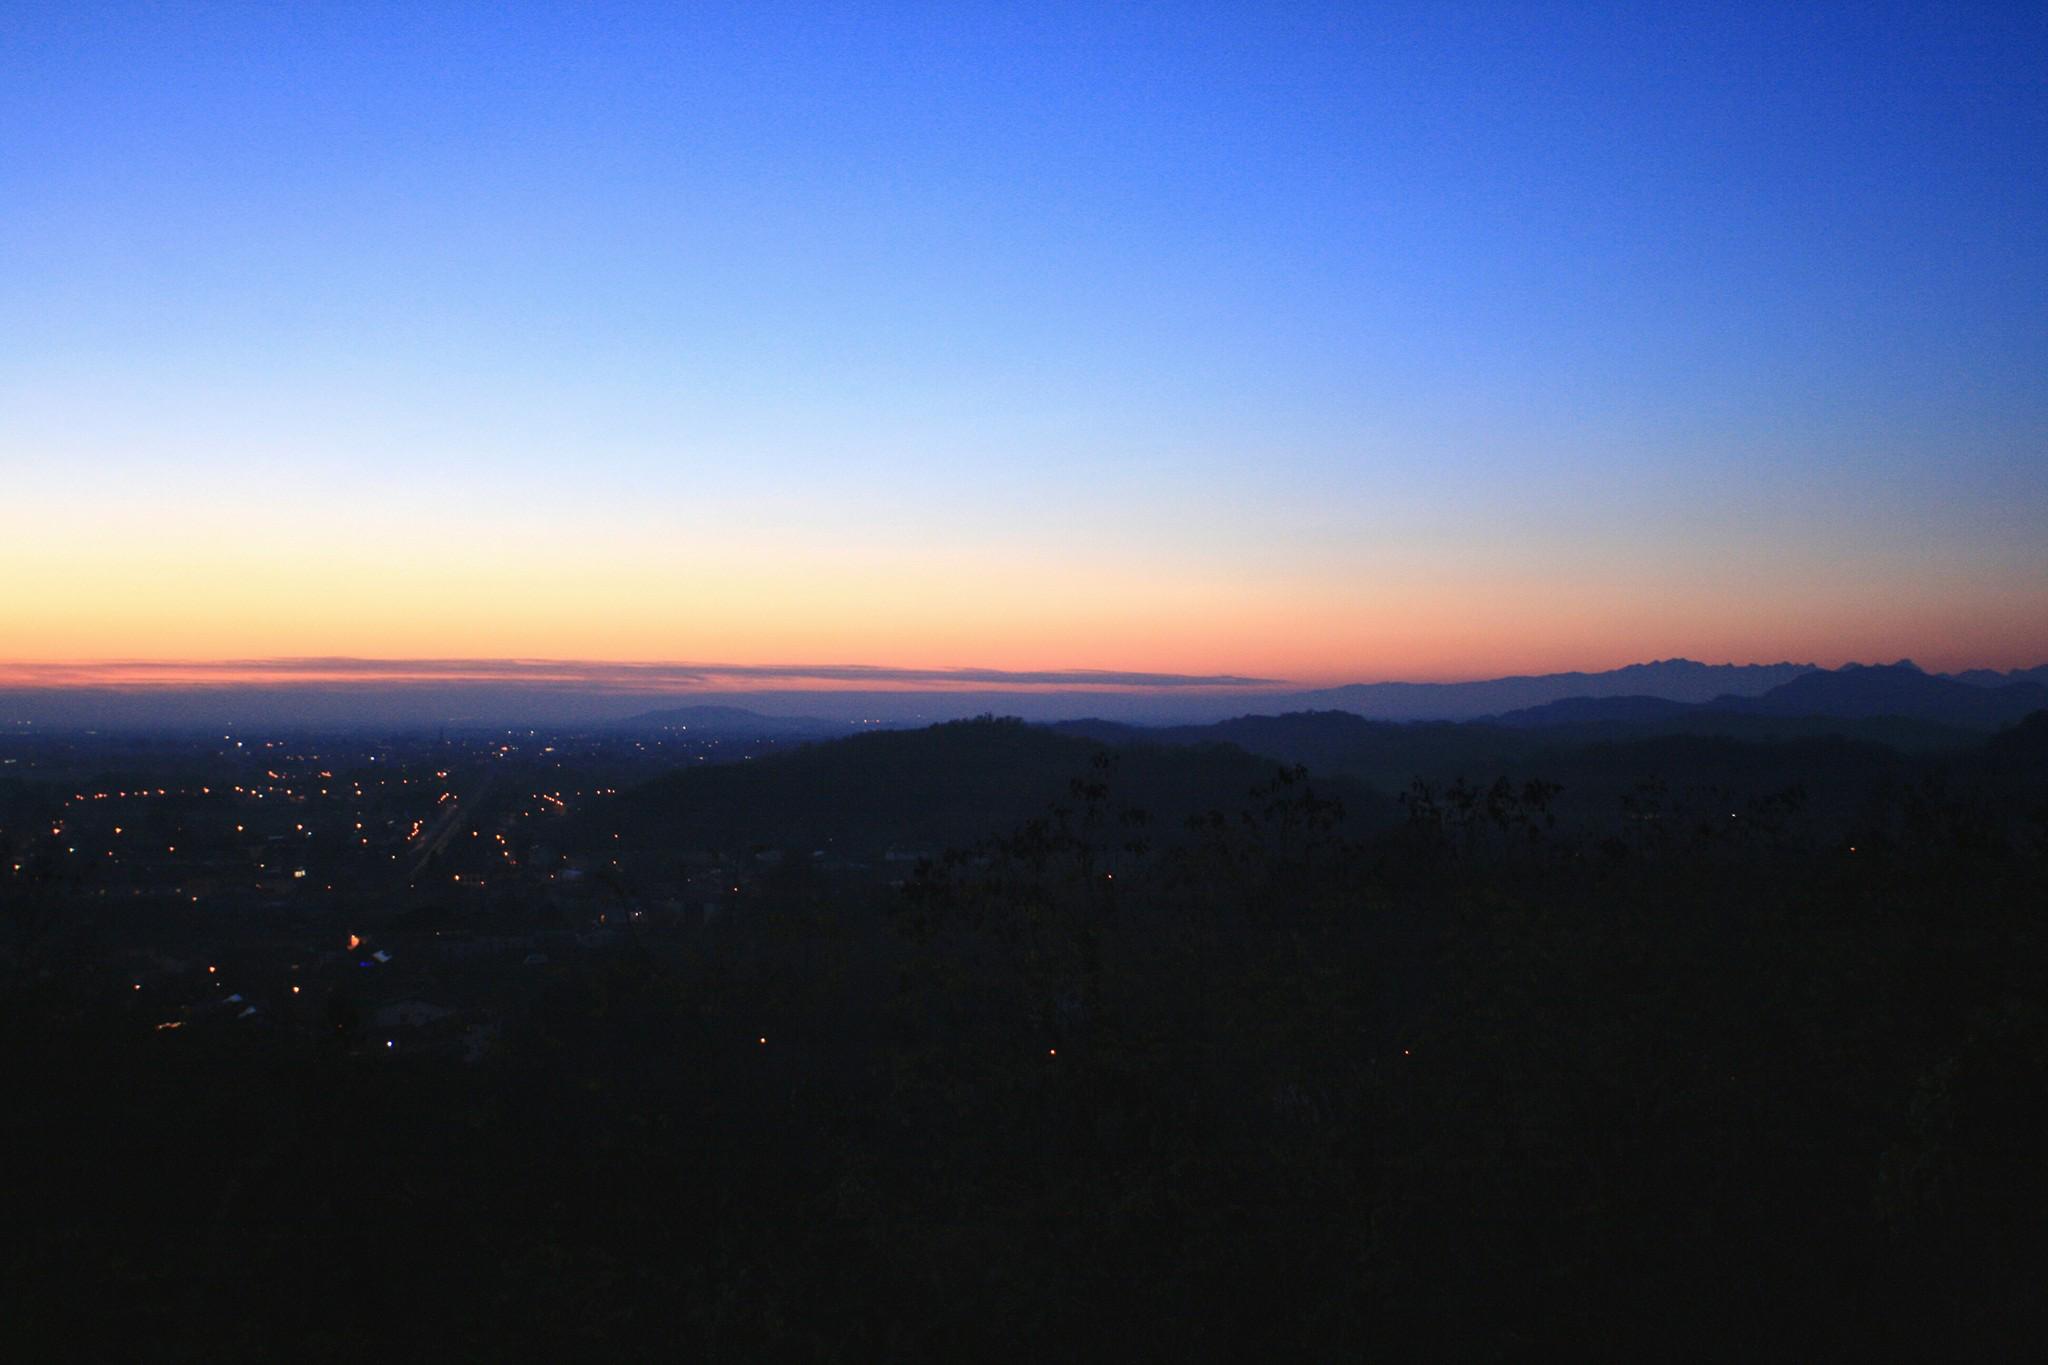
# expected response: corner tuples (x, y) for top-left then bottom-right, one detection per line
(4, 1), (2044, 685)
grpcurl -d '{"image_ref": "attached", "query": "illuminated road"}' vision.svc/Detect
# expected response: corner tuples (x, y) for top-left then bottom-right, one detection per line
(404, 770), (494, 883)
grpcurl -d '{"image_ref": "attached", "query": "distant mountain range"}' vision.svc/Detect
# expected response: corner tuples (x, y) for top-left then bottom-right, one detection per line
(3, 657), (2043, 731)
(603, 660), (2048, 731)
(1492, 661), (2048, 731)
(1949, 664), (2048, 688)
(1281, 659), (1820, 722)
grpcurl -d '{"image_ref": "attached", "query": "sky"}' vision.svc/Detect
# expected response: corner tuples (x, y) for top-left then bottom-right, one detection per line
(3, 1), (2045, 688)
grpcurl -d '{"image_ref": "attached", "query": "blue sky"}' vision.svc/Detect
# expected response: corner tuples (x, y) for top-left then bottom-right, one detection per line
(4, 2), (2044, 679)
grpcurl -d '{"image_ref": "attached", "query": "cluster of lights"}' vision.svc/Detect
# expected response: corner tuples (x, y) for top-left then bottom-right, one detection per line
(70, 786), (191, 802)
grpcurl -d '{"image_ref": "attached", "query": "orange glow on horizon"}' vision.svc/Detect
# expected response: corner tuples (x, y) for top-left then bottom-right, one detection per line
(4, 530), (2044, 687)
(6, 483), (2047, 684)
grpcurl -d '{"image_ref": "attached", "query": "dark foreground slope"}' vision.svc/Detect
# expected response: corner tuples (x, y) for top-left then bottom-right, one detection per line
(4, 717), (2046, 1361)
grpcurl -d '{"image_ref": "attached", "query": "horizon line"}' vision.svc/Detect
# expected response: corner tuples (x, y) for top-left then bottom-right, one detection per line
(0, 654), (1981, 696)
(0, 658), (1290, 693)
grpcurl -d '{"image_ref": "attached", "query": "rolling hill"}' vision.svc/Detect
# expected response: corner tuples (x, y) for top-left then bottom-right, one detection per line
(607, 716), (1380, 854)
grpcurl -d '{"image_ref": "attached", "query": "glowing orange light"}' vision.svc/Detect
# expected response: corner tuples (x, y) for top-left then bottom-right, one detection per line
(347, 934), (361, 950)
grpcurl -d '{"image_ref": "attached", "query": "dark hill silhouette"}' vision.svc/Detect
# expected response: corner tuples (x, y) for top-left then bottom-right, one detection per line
(1056, 702), (2048, 849)
(1535, 730), (1911, 788)
(1491, 695), (1697, 727)
(1949, 664), (2048, 688)
(1055, 711), (1537, 790)
(608, 716), (1379, 853)
(1721, 662), (2048, 727)
(1053, 709), (1935, 823)
(1981, 708), (2048, 781)
(1490, 694), (1984, 751)
(1534, 710), (1983, 753)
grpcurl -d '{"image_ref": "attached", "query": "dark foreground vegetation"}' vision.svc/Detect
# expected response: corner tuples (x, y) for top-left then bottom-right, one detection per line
(5, 714), (2048, 1360)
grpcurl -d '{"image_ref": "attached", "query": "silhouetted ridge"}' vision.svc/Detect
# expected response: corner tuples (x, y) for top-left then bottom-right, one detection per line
(610, 715), (1375, 851)
(1289, 658), (1818, 720)
(1054, 710), (1537, 788)
(1949, 664), (2048, 688)
(1490, 695), (1697, 727)
(1487, 664), (2047, 733)
(1724, 663), (2048, 726)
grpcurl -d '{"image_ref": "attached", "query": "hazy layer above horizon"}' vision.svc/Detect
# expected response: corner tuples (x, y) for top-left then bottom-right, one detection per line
(11, 657), (2040, 730)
